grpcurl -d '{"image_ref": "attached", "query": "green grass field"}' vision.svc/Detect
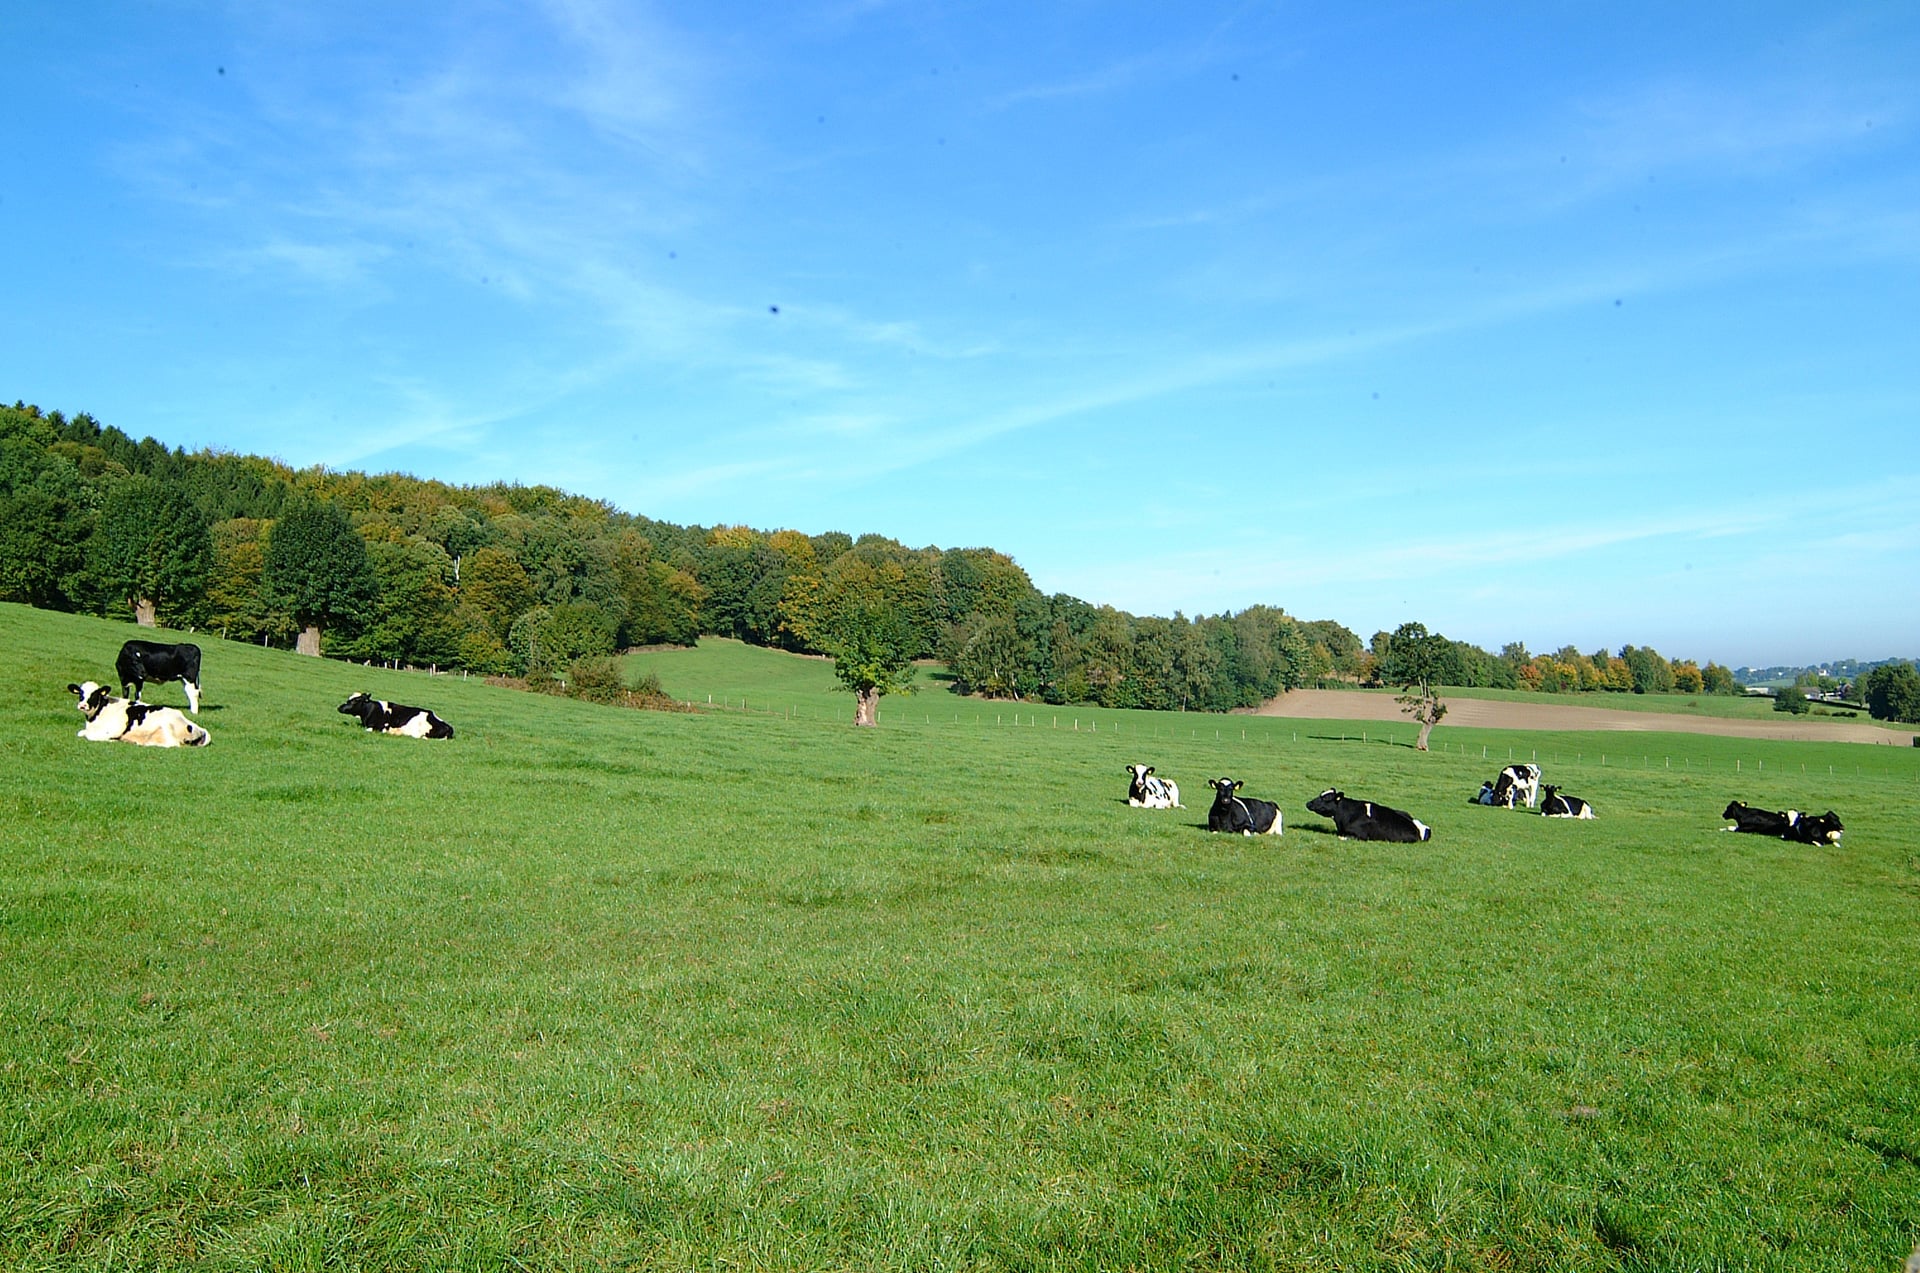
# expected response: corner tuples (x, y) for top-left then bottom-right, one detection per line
(5, 603), (1917, 1271)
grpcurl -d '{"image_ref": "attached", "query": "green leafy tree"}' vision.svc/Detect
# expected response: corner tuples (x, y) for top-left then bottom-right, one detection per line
(261, 498), (378, 655)
(94, 475), (213, 626)
(354, 538), (460, 667)
(0, 432), (94, 608)
(948, 612), (1027, 699)
(1862, 663), (1920, 724)
(194, 517), (294, 644)
(1772, 684), (1812, 715)
(825, 601), (917, 726)
(1383, 621), (1449, 751)
(1701, 661), (1738, 695)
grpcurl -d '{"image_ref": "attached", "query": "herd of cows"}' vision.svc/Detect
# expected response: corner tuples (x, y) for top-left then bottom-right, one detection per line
(1129, 760), (1844, 845)
(66, 640), (458, 746)
(64, 640), (1846, 848)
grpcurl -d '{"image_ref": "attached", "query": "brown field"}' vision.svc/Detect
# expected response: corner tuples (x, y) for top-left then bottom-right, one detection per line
(1253, 689), (1908, 745)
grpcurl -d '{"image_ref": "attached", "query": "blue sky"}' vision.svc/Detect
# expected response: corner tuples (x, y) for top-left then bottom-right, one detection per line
(6, 3), (1916, 668)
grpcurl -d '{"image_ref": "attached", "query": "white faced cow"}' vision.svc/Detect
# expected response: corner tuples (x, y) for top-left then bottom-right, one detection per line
(1206, 778), (1282, 835)
(117, 640), (202, 713)
(69, 681), (210, 746)
(1306, 789), (1430, 842)
(1539, 785), (1595, 819)
(1126, 764), (1182, 809)
(338, 692), (455, 739)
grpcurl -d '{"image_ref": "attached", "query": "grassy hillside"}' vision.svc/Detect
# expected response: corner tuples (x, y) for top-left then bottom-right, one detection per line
(4, 602), (1918, 1270)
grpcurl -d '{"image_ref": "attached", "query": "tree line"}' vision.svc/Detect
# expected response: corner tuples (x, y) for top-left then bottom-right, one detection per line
(11, 400), (1889, 719)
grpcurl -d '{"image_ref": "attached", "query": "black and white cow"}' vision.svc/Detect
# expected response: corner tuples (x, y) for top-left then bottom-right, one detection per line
(1126, 763), (1182, 809)
(69, 681), (210, 746)
(117, 640), (202, 713)
(338, 692), (455, 739)
(1785, 810), (1844, 846)
(1206, 778), (1282, 835)
(1306, 788), (1430, 842)
(1539, 785), (1594, 819)
(1722, 800), (1796, 837)
(1488, 763), (1541, 809)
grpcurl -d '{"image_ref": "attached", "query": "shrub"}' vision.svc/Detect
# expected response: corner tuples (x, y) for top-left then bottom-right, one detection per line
(566, 655), (627, 704)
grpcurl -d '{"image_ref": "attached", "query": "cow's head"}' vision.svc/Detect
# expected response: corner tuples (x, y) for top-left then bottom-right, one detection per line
(338, 692), (373, 720)
(68, 682), (113, 719)
(1306, 788), (1343, 817)
(1722, 800), (1747, 819)
(1207, 778), (1240, 797)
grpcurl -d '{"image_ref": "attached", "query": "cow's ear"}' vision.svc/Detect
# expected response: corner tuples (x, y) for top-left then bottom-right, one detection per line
(1145, 766), (1154, 775)
(67, 683), (82, 694)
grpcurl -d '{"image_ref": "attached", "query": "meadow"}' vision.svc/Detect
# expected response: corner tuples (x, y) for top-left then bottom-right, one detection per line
(3, 602), (1917, 1271)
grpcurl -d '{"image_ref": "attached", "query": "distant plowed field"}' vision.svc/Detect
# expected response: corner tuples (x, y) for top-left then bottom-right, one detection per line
(1256, 688), (1908, 744)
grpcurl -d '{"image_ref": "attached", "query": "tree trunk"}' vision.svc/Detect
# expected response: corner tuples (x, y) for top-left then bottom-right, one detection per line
(296, 624), (323, 656)
(1416, 718), (1435, 751)
(854, 686), (880, 727)
(134, 598), (157, 627)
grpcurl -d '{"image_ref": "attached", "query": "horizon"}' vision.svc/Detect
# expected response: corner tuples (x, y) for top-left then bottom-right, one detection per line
(5, 3), (1916, 668)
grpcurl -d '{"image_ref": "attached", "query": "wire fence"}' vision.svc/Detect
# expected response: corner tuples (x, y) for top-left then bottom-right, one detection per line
(679, 694), (1918, 782)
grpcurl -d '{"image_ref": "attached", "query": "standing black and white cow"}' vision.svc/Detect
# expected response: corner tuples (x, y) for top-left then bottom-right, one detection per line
(117, 640), (202, 713)
(1306, 789), (1431, 842)
(338, 692), (455, 739)
(1488, 763), (1542, 809)
(1540, 785), (1595, 819)
(69, 681), (210, 746)
(1722, 800), (1797, 837)
(1206, 778), (1282, 835)
(1126, 764), (1182, 809)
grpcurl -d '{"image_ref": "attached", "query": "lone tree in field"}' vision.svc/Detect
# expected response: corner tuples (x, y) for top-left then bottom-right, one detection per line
(95, 475), (213, 627)
(1383, 621), (1448, 751)
(261, 497), (377, 656)
(825, 600), (916, 726)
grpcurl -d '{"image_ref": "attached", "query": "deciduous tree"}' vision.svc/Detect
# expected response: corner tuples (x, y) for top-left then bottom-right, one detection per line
(261, 498), (378, 655)
(1384, 621), (1448, 751)
(825, 602), (917, 726)
(94, 474), (214, 626)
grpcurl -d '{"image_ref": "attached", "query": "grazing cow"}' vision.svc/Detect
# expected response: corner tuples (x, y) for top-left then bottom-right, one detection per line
(1722, 800), (1797, 837)
(1489, 763), (1542, 809)
(1306, 788), (1431, 843)
(1540, 785), (1594, 819)
(1126, 763), (1182, 809)
(338, 692), (455, 739)
(116, 640), (202, 713)
(68, 682), (210, 747)
(1785, 810), (1844, 846)
(1206, 778), (1282, 835)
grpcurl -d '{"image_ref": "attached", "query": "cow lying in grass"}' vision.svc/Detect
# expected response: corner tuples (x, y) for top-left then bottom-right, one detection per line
(1722, 801), (1842, 844)
(338, 692), (455, 739)
(1126, 764), (1182, 809)
(69, 681), (210, 746)
(1540, 785), (1594, 819)
(1306, 789), (1430, 842)
(1206, 778), (1281, 835)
